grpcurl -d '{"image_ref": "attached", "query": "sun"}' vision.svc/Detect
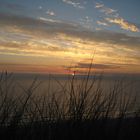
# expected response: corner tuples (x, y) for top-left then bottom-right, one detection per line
(71, 71), (76, 76)
(72, 73), (75, 76)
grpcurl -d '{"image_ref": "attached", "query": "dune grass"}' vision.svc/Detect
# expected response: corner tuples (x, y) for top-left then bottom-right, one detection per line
(0, 71), (139, 140)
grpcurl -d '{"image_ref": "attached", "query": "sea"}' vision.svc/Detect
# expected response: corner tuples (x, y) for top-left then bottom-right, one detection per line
(1, 72), (140, 110)
(13, 73), (140, 94)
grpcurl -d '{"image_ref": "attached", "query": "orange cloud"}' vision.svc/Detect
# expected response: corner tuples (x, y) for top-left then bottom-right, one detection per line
(0, 13), (140, 74)
(95, 2), (139, 32)
(105, 18), (139, 32)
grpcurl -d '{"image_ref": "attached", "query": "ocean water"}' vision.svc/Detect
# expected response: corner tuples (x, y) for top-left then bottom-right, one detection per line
(0, 72), (140, 116)
(12, 73), (140, 99)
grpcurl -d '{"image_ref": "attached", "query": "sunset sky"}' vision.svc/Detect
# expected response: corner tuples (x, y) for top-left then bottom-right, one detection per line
(0, 0), (140, 74)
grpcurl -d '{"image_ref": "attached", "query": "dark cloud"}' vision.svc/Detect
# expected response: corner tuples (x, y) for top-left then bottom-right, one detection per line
(0, 13), (140, 48)
(0, 13), (83, 39)
(0, 42), (25, 49)
(69, 62), (120, 70)
(0, 13), (80, 31)
(63, 30), (140, 47)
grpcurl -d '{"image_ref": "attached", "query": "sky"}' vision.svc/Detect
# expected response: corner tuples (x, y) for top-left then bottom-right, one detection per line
(0, 0), (140, 74)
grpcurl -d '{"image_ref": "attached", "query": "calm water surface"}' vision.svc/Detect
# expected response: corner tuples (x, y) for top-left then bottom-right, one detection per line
(13, 73), (140, 99)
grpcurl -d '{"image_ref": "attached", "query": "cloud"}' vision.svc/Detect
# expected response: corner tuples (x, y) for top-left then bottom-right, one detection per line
(105, 18), (139, 32)
(62, 0), (85, 9)
(95, 2), (117, 16)
(80, 16), (94, 29)
(69, 62), (120, 70)
(46, 10), (56, 16)
(0, 62), (67, 74)
(0, 43), (67, 58)
(38, 6), (43, 10)
(0, 13), (80, 33)
(97, 21), (109, 26)
(0, 13), (140, 68)
(95, 3), (104, 8)
(95, 2), (139, 32)
(102, 8), (117, 15)
(39, 17), (60, 23)
(1, 13), (140, 47)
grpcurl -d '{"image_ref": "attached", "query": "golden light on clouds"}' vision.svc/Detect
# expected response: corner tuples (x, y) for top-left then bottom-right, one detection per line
(0, 13), (140, 74)
(1, 29), (140, 74)
(105, 18), (139, 32)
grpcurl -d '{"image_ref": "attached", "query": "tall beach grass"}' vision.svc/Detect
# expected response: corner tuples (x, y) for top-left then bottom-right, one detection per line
(0, 70), (139, 140)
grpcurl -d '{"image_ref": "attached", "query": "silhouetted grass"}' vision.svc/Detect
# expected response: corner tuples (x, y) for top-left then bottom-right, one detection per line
(0, 71), (139, 140)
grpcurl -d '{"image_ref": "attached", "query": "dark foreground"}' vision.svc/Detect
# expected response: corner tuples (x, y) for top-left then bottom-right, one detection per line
(0, 117), (140, 140)
(0, 72), (140, 140)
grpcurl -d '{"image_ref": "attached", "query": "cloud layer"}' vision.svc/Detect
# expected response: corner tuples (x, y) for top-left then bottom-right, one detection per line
(70, 62), (120, 69)
(0, 13), (140, 73)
